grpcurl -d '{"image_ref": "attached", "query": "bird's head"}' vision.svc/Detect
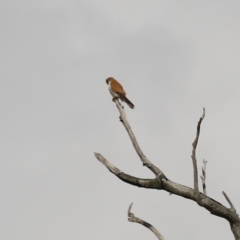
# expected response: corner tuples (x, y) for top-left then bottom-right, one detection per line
(106, 77), (114, 84)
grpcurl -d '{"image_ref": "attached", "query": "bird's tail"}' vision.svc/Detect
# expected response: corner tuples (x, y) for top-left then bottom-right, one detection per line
(122, 96), (134, 109)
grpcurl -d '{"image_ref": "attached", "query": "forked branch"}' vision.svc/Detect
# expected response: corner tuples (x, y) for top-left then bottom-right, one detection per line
(222, 191), (236, 212)
(94, 152), (160, 189)
(95, 102), (240, 239)
(114, 99), (165, 179)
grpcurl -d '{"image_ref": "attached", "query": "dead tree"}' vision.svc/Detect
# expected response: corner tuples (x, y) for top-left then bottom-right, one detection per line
(94, 99), (240, 239)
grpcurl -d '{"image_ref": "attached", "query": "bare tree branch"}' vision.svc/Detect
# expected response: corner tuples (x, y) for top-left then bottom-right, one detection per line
(94, 151), (239, 223)
(200, 159), (207, 195)
(95, 102), (240, 239)
(94, 152), (160, 189)
(113, 99), (165, 179)
(222, 191), (236, 212)
(191, 108), (205, 196)
(128, 203), (165, 240)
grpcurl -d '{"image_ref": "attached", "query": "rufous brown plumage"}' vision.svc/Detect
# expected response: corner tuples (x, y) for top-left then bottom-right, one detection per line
(106, 77), (134, 109)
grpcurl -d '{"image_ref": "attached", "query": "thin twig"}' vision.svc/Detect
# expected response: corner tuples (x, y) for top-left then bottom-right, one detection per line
(200, 159), (207, 195)
(191, 108), (205, 195)
(114, 99), (165, 179)
(128, 203), (165, 240)
(222, 191), (236, 212)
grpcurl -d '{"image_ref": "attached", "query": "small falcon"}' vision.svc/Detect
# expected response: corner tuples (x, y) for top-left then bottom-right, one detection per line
(106, 77), (134, 109)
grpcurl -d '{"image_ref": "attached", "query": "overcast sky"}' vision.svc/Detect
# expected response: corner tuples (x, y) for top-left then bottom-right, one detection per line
(1, 1), (240, 239)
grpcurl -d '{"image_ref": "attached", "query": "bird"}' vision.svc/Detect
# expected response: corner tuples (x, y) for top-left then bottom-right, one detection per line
(106, 77), (134, 109)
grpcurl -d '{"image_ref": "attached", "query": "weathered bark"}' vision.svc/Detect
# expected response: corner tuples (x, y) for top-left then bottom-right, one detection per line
(95, 99), (240, 239)
(200, 159), (207, 195)
(128, 203), (165, 240)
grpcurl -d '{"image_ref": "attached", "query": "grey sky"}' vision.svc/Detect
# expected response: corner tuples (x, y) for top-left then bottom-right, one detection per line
(1, 1), (240, 239)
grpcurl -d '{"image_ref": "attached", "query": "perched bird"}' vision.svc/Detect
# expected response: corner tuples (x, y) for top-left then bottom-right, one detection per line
(106, 77), (134, 109)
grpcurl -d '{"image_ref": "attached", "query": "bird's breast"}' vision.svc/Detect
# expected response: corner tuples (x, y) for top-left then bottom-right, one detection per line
(108, 83), (118, 97)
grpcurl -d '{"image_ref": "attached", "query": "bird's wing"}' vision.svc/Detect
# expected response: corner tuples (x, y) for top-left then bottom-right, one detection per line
(111, 79), (126, 96)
